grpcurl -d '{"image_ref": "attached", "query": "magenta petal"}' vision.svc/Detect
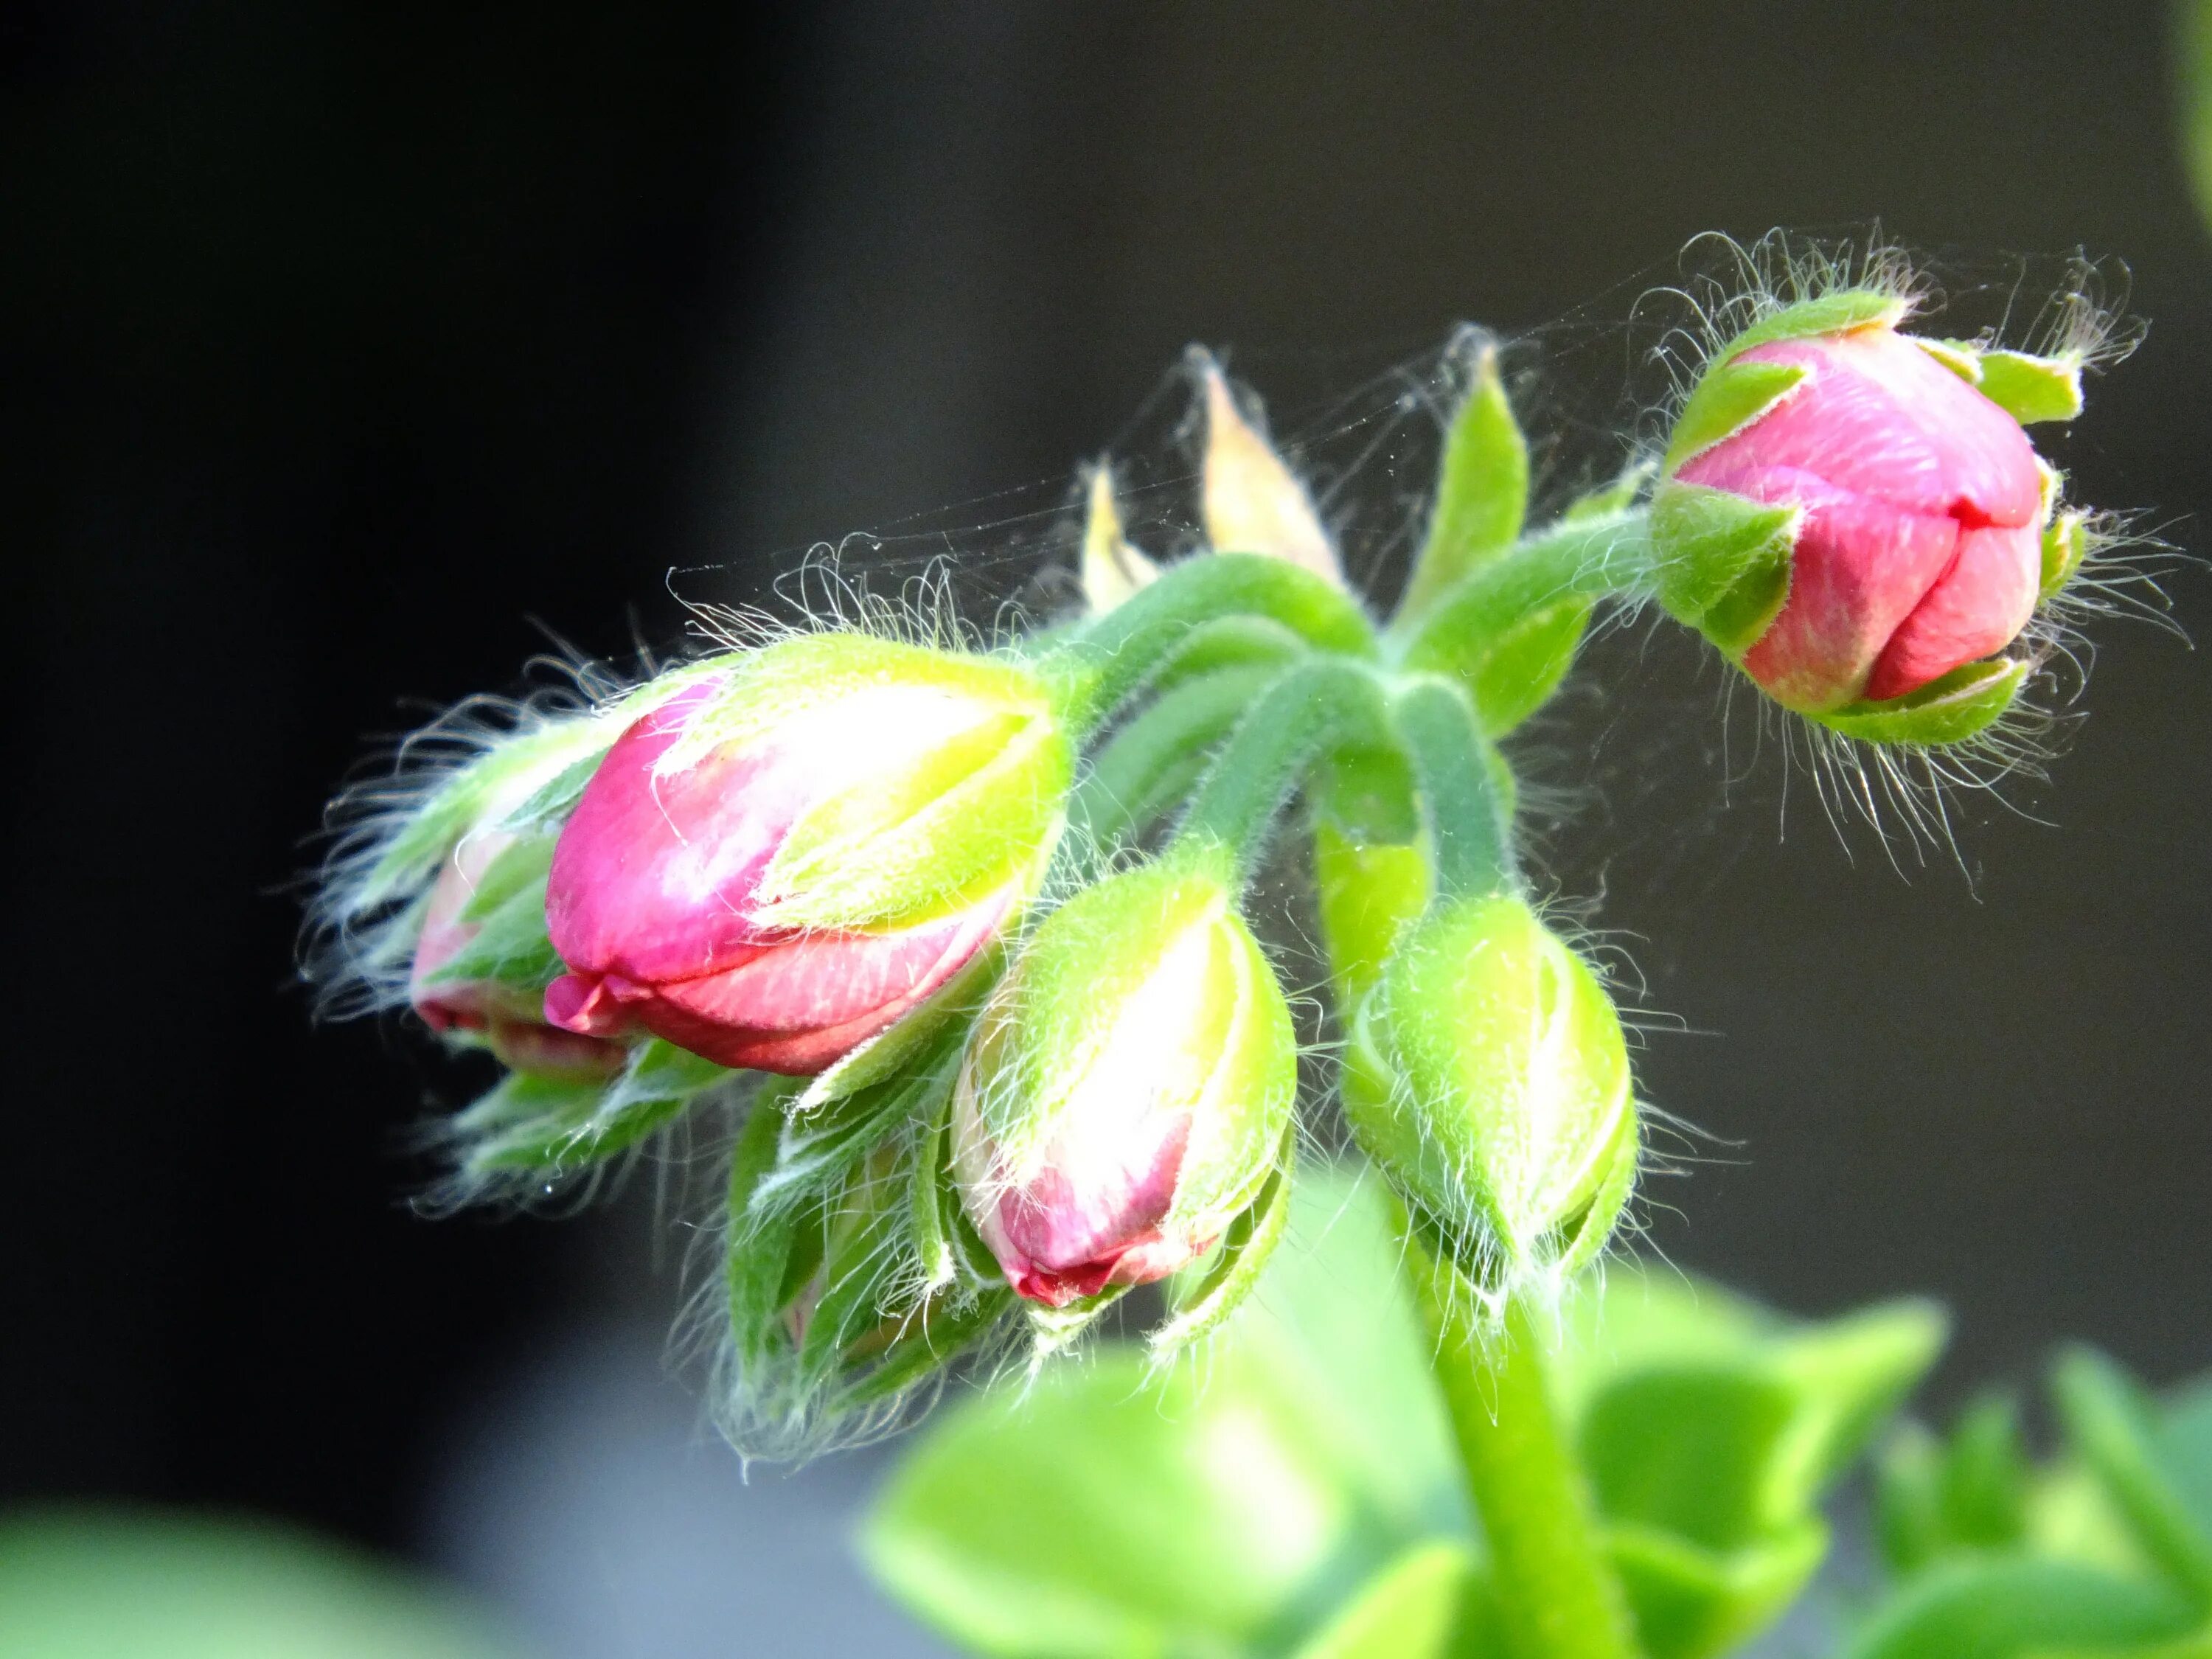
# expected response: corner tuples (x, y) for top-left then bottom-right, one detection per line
(1720, 333), (2043, 527)
(544, 674), (807, 985)
(998, 1109), (1191, 1282)
(607, 882), (1014, 1074)
(1865, 521), (2041, 703)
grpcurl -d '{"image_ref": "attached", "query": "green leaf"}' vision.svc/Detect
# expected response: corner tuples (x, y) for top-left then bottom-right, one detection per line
(1287, 1542), (1497, 1659)
(1944, 1394), (2034, 1551)
(2184, 0), (2212, 237)
(1846, 1557), (2197, 1659)
(1663, 359), (1808, 474)
(0, 1509), (521, 1659)
(865, 1171), (1465, 1659)
(1975, 349), (2086, 425)
(1647, 482), (1798, 654)
(2055, 1349), (2212, 1608)
(1606, 1517), (1826, 1659)
(1397, 338), (1529, 624)
(1815, 658), (2029, 748)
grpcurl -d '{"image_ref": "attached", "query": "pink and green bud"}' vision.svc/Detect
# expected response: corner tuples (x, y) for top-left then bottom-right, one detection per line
(408, 828), (624, 1080)
(1346, 894), (1637, 1282)
(544, 634), (1071, 1076)
(1654, 292), (2084, 744)
(950, 854), (1296, 1309)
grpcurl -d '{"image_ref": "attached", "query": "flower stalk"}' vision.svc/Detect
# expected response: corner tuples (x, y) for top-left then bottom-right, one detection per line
(1416, 1255), (1644, 1659)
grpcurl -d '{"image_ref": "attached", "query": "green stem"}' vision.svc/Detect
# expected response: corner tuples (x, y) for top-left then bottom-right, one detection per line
(1394, 512), (1652, 673)
(1043, 553), (1378, 731)
(1170, 655), (1391, 889)
(1389, 675), (1516, 900)
(1070, 662), (1284, 858)
(1416, 1259), (1643, 1659)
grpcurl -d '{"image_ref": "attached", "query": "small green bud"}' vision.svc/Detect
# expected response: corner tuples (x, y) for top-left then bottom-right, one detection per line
(953, 851), (1298, 1310)
(1346, 894), (1638, 1285)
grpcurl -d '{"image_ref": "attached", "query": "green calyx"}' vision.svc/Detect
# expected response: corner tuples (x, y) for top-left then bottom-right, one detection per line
(1663, 289), (1907, 475)
(2042, 507), (2092, 601)
(1923, 338), (2087, 425)
(1345, 893), (1638, 1282)
(959, 852), (1297, 1253)
(668, 633), (1074, 933)
(1812, 658), (2030, 748)
(1649, 481), (1800, 656)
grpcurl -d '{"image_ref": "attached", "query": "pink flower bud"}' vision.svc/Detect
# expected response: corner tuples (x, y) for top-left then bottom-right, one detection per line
(950, 858), (1295, 1309)
(543, 640), (1068, 1076)
(1673, 323), (2047, 712)
(408, 831), (625, 1081)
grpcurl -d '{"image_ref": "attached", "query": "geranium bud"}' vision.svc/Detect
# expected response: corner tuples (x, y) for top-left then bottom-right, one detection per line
(544, 634), (1072, 1075)
(1346, 894), (1637, 1281)
(408, 828), (624, 1080)
(1655, 294), (2069, 740)
(950, 855), (1296, 1308)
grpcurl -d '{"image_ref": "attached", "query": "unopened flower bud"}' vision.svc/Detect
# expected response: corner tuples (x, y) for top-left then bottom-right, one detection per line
(1196, 352), (1343, 584)
(545, 634), (1071, 1075)
(409, 828), (623, 1080)
(1654, 293), (2073, 743)
(1346, 894), (1637, 1281)
(950, 855), (1296, 1308)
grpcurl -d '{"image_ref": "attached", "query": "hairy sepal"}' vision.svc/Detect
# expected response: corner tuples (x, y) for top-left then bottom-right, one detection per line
(1397, 336), (1528, 622)
(1649, 483), (1800, 655)
(1812, 658), (2029, 748)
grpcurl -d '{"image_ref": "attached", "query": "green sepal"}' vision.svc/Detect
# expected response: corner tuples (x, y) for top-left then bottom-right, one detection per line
(1719, 288), (1907, 361)
(1920, 338), (1988, 383)
(834, 1284), (1015, 1412)
(424, 837), (561, 995)
(1663, 359), (1807, 475)
(1564, 462), (1656, 522)
(451, 1037), (729, 1177)
(726, 1089), (804, 1368)
(1845, 1556), (2199, 1659)
(2054, 1349), (2212, 1608)
(1149, 1133), (1295, 1361)
(355, 717), (618, 909)
(1553, 1097), (1641, 1279)
(1288, 1540), (1498, 1659)
(1607, 1516), (1827, 1659)
(1396, 335), (1529, 625)
(1648, 481), (1798, 655)
(1975, 349), (2086, 425)
(492, 751), (604, 835)
(2044, 509), (2092, 601)
(1813, 658), (2029, 748)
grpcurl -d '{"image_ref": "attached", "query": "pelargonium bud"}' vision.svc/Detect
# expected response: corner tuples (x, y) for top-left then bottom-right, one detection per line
(408, 827), (624, 1079)
(544, 633), (1072, 1075)
(950, 855), (1296, 1308)
(1653, 291), (2084, 744)
(1345, 894), (1637, 1283)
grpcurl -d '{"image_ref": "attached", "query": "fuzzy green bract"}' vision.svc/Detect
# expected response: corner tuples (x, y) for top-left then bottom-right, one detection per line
(867, 1166), (1944, 1659)
(1343, 894), (1638, 1284)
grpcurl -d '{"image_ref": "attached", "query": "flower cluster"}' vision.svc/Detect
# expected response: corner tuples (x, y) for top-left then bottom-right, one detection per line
(309, 251), (2128, 1450)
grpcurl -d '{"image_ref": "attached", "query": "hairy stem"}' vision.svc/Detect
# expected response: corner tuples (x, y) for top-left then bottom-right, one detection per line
(1416, 1259), (1643, 1659)
(1171, 655), (1392, 889)
(1043, 553), (1378, 731)
(1389, 675), (1516, 900)
(1395, 512), (1652, 675)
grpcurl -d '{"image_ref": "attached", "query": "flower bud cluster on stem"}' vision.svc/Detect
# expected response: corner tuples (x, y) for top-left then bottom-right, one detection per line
(306, 244), (2149, 1649)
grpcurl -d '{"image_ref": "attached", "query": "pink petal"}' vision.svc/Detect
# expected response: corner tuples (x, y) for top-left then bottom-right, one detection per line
(1711, 332), (2042, 528)
(1865, 521), (2041, 703)
(546, 675), (814, 985)
(1686, 461), (1961, 712)
(997, 1110), (1191, 1285)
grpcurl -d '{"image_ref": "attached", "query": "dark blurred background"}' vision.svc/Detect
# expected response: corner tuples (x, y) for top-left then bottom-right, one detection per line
(5, 0), (2208, 1650)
